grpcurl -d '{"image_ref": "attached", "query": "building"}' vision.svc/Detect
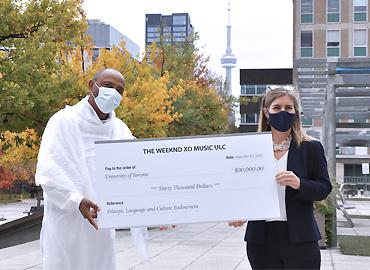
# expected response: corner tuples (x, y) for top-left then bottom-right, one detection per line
(86, 19), (140, 62)
(239, 69), (293, 133)
(294, 0), (370, 60)
(293, 0), (370, 195)
(220, 2), (237, 97)
(145, 13), (194, 46)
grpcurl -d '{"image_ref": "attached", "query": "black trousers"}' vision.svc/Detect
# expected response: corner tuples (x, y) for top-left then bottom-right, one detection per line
(246, 221), (321, 269)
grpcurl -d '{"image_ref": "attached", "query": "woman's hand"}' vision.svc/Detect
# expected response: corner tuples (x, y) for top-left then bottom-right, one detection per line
(159, 225), (176, 230)
(276, 171), (300, 190)
(228, 220), (246, 228)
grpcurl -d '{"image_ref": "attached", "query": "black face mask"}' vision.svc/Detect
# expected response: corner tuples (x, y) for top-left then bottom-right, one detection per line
(268, 111), (295, 132)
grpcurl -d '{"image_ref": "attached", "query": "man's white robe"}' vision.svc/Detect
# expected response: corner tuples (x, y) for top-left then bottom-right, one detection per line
(36, 97), (134, 270)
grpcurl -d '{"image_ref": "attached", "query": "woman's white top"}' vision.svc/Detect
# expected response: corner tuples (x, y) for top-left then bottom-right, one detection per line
(266, 150), (288, 222)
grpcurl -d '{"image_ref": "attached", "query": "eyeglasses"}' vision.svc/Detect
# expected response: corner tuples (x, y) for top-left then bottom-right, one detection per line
(267, 84), (296, 92)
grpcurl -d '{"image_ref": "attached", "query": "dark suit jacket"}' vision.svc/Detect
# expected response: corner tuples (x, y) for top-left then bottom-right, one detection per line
(244, 139), (332, 244)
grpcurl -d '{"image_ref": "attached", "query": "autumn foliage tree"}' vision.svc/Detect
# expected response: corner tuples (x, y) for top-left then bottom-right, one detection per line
(0, 166), (16, 190)
(0, 0), (88, 134)
(0, 1), (233, 199)
(0, 0), (90, 198)
(149, 35), (231, 136)
(0, 129), (39, 184)
(83, 38), (231, 138)
(0, 129), (39, 201)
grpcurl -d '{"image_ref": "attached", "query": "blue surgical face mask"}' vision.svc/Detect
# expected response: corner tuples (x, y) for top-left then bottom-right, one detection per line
(93, 81), (122, 113)
(268, 111), (295, 132)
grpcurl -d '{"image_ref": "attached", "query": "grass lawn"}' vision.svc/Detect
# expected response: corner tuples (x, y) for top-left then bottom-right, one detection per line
(0, 193), (30, 204)
(338, 235), (370, 256)
(349, 214), (370, 220)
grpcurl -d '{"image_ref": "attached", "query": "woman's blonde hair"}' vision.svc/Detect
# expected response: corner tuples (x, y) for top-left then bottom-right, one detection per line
(258, 85), (313, 146)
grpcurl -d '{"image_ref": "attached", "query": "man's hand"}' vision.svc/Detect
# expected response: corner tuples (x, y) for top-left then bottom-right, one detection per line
(228, 220), (246, 228)
(79, 198), (100, 230)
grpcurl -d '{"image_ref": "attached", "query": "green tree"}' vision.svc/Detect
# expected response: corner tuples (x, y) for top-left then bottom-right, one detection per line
(150, 34), (232, 136)
(167, 80), (229, 136)
(0, 0), (87, 134)
(86, 37), (232, 138)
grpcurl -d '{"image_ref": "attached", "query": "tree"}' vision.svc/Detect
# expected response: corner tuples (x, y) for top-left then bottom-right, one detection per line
(150, 35), (232, 136)
(0, 166), (16, 190)
(0, 129), (39, 183)
(0, 0), (87, 134)
(0, 129), (40, 202)
(85, 38), (232, 138)
(167, 79), (229, 136)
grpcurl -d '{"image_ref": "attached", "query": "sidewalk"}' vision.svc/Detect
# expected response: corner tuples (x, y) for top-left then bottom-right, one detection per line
(0, 200), (370, 269)
(0, 199), (37, 226)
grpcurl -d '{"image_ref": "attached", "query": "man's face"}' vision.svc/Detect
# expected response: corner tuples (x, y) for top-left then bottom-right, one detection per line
(90, 70), (125, 96)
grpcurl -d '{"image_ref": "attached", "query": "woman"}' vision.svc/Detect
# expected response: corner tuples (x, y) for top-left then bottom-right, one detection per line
(229, 85), (332, 269)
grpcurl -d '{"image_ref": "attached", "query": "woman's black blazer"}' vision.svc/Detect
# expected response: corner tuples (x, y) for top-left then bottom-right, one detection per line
(244, 138), (333, 244)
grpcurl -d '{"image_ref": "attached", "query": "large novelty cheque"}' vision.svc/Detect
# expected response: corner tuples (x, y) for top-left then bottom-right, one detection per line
(95, 132), (281, 229)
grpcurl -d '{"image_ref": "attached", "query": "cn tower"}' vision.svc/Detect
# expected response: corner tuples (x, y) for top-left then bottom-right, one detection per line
(220, 1), (237, 97)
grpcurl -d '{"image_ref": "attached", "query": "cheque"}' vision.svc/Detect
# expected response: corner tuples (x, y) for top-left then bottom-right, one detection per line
(94, 132), (281, 229)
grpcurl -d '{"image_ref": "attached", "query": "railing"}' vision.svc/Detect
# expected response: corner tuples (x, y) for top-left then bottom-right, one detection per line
(344, 176), (370, 184)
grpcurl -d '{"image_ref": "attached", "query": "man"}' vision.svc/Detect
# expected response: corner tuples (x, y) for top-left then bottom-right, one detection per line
(36, 68), (133, 270)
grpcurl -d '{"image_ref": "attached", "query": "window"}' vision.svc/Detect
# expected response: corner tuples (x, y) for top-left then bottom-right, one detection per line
(240, 85), (266, 95)
(256, 85), (267, 94)
(245, 85), (256, 95)
(301, 117), (313, 126)
(301, 0), (313, 23)
(92, 48), (100, 61)
(240, 113), (259, 124)
(240, 85), (246, 95)
(163, 26), (171, 32)
(354, 0), (368, 22)
(147, 37), (160, 43)
(147, 26), (160, 33)
(173, 32), (186, 37)
(354, 29), (367, 56)
(173, 37), (186, 42)
(327, 0), (340, 22)
(301, 31), (313, 57)
(240, 84), (266, 96)
(344, 164), (364, 177)
(147, 32), (160, 38)
(327, 30), (340, 57)
(173, 26), (186, 32)
(173, 15), (186, 25)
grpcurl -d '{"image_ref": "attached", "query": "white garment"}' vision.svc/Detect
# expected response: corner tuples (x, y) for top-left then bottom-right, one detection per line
(35, 97), (145, 270)
(266, 151), (288, 222)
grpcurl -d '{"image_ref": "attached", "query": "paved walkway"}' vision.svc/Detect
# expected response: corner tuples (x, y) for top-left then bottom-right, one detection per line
(0, 200), (370, 269)
(0, 199), (36, 225)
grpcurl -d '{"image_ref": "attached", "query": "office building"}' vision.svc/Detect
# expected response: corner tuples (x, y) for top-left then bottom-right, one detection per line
(293, 0), (370, 194)
(145, 13), (194, 46)
(86, 19), (140, 62)
(239, 69), (293, 133)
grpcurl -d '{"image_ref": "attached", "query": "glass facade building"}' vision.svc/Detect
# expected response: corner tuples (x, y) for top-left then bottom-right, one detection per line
(238, 69), (293, 132)
(86, 19), (140, 61)
(145, 13), (194, 46)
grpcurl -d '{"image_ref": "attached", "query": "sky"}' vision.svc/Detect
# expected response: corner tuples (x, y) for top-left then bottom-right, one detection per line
(83, 0), (293, 97)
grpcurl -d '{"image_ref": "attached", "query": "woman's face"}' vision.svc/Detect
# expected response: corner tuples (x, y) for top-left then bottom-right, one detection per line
(264, 95), (295, 117)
